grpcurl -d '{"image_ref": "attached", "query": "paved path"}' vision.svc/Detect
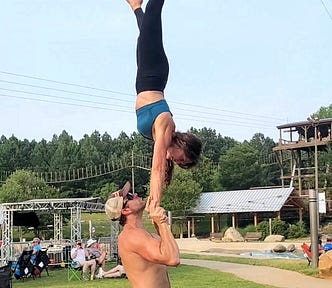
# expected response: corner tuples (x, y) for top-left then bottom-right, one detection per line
(181, 259), (332, 288)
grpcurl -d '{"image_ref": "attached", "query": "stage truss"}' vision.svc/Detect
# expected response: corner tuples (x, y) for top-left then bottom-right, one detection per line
(0, 198), (119, 264)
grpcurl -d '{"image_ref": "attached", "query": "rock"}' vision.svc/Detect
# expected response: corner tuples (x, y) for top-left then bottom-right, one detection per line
(273, 244), (287, 253)
(319, 251), (332, 278)
(264, 235), (285, 242)
(286, 244), (296, 252)
(222, 227), (244, 242)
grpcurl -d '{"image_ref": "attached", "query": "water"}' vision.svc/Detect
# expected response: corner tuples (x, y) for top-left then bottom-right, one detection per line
(240, 251), (306, 260)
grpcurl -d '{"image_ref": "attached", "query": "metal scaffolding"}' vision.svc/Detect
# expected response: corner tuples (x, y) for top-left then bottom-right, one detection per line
(53, 213), (63, 244)
(110, 221), (119, 261)
(70, 206), (82, 242)
(0, 197), (105, 265)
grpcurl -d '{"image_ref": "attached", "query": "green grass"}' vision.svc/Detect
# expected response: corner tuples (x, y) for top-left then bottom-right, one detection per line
(12, 264), (278, 288)
(181, 253), (319, 277)
(11, 253), (320, 288)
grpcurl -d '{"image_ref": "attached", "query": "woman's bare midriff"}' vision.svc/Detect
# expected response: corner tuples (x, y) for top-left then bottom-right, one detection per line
(135, 91), (165, 110)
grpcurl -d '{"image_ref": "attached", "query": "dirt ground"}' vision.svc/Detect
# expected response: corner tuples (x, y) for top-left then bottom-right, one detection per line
(176, 237), (332, 288)
(175, 237), (309, 256)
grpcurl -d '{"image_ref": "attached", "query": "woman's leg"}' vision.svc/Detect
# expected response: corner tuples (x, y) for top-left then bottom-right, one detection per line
(134, 0), (169, 94)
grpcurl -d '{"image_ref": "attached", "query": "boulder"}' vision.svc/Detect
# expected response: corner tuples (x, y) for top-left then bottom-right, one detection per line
(319, 251), (332, 278)
(273, 244), (287, 253)
(264, 235), (285, 242)
(222, 227), (244, 242)
(286, 244), (296, 252)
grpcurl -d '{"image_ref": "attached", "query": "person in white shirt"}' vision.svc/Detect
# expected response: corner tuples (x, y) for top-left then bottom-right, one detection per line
(70, 240), (97, 280)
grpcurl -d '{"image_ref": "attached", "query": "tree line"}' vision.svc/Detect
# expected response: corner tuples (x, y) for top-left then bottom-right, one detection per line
(0, 127), (282, 215)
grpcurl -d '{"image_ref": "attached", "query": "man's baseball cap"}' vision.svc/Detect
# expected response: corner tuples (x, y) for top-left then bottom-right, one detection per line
(105, 181), (131, 221)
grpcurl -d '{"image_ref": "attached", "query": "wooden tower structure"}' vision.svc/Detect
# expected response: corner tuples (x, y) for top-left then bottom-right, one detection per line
(273, 117), (332, 213)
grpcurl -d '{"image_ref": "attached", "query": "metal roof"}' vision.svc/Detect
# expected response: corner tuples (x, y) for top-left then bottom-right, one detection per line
(276, 118), (332, 129)
(192, 187), (295, 214)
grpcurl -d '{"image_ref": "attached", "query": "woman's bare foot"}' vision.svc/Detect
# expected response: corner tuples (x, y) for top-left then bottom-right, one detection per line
(126, 0), (142, 11)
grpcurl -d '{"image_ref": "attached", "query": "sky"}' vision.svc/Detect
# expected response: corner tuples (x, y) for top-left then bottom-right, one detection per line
(1, 0), (332, 143)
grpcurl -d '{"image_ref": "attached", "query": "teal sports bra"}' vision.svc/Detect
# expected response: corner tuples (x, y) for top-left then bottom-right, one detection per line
(136, 99), (172, 140)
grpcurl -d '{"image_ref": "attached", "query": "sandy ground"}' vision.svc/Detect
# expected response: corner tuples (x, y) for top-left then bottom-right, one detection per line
(175, 237), (307, 256)
(176, 237), (332, 288)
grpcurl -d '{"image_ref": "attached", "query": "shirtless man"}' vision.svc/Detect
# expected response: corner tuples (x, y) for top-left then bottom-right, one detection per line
(105, 182), (180, 288)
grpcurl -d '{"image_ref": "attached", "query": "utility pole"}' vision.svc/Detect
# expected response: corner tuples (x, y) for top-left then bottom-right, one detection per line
(307, 117), (320, 269)
(131, 150), (135, 193)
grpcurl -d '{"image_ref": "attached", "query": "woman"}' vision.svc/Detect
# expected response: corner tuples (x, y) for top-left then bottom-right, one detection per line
(126, 0), (202, 211)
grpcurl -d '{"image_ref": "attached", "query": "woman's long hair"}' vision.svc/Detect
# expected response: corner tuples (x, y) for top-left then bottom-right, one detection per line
(164, 132), (202, 184)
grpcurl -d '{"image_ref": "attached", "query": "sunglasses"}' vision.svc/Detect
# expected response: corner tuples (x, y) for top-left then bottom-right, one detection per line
(123, 192), (134, 208)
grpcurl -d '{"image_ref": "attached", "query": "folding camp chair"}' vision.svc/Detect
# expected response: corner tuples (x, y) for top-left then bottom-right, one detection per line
(67, 260), (82, 281)
(0, 262), (12, 288)
(301, 243), (312, 265)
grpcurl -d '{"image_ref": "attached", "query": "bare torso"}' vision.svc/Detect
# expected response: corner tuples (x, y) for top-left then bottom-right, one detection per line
(135, 90), (165, 110)
(118, 227), (170, 288)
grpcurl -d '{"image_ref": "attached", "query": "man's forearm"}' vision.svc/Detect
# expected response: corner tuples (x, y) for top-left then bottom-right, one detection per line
(156, 223), (180, 266)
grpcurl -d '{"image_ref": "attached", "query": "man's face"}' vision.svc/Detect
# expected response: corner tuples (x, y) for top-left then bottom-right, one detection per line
(123, 193), (145, 211)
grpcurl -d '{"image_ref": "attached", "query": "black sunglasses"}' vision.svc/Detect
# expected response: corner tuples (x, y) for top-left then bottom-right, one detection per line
(123, 192), (134, 208)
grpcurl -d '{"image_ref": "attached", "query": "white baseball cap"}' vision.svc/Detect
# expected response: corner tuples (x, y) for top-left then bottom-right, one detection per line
(105, 181), (132, 221)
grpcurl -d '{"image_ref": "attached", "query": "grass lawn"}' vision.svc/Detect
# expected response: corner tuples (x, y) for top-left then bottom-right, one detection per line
(11, 262), (278, 288)
(11, 253), (320, 287)
(9, 254), (318, 288)
(181, 253), (319, 277)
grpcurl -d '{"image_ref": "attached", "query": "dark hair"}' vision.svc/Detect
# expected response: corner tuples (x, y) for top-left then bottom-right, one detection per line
(119, 214), (127, 226)
(172, 132), (202, 168)
(165, 132), (202, 184)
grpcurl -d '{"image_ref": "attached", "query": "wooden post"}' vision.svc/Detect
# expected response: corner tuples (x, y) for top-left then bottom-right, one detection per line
(191, 217), (195, 237)
(211, 216), (215, 233)
(232, 214), (236, 228)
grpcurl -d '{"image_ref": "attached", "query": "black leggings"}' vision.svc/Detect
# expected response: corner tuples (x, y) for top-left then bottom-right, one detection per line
(134, 0), (169, 94)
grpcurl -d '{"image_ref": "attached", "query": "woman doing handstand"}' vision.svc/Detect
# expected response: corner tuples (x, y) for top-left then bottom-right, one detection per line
(126, 0), (202, 211)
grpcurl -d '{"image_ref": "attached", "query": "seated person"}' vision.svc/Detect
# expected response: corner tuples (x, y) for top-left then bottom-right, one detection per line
(86, 239), (107, 274)
(30, 237), (42, 264)
(70, 240), (97, 280)
(324, 235), (332, 252)
(97, 264), (126, 279)
(309, 233), (324, 255)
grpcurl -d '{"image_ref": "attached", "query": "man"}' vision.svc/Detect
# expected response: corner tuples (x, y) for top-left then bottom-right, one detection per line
(70, 240), (96, 281)
(86, 239), (107, 275)
(105, 182), (180, 288)
(324, 235), (332, 252)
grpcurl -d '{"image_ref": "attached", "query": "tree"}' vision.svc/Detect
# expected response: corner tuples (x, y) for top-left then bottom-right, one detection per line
(50, 130), (78, 170)
(96, 182), (119, 202)
(161, 166), (202, 217)
(312, 104), (332, 119)
(0, 170), (58, 203)
(192, 157), (220, 192)
(249, 133), (280, 187)
(190, 127), (238, 164)
(219, 143), (260, 190)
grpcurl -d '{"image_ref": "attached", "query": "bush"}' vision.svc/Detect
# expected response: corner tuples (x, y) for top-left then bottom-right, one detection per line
(239, 224), (258, 237)
(256, 221), (269, 239)
(288, 221), (307, 239)
(271, 219), (289, 238)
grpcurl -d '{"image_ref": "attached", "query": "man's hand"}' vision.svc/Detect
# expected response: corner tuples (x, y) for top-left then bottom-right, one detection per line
(145, 196), (161, 214)
(149, 203), (168, 225)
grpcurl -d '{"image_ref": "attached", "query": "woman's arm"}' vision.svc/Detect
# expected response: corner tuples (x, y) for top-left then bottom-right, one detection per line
(146, 113), (174, 211)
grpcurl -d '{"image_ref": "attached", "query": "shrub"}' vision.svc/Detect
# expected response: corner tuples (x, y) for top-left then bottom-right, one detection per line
(271, 219), (289, 238)
(288, 221), (307, 239)
(256, 221), (269, 239)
